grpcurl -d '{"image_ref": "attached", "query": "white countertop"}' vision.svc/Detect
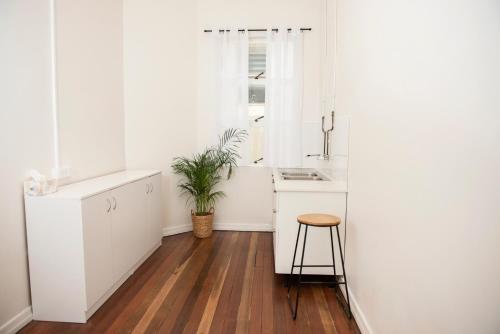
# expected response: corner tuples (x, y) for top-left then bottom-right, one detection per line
(38, 170), (161, 200)
(272, 168), (347, 193)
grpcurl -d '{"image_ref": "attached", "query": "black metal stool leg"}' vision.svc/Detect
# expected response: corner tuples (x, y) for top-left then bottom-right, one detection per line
(336, 225), (352, 318)
(287, 223), (302, 290)
(329, 226), (337, 283)
(292, 225), (308, 319)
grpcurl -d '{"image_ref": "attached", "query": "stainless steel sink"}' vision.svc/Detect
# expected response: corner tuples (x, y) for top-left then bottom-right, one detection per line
(279, 169), (329, 181)
(282, 175), (326, 181)
(281, 172), (319, 177)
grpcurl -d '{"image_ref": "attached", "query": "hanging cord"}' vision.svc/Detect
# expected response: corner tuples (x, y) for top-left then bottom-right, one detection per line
(49, 0), (60, 172)
(326, 0), (346, 264)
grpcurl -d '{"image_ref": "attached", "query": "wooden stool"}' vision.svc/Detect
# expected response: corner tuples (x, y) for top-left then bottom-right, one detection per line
(287, 213), (351, 319)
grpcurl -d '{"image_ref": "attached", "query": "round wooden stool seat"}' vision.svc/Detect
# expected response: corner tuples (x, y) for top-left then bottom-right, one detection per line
(297, 213), (341, 227)
(288, 213), (351, 320)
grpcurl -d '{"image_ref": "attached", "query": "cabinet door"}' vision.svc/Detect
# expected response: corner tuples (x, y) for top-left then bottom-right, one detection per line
(82, 191), (113, 309)
(274, 192), (347, 275)
(147, 174), (163, 248)
(110, 180), (147, 281)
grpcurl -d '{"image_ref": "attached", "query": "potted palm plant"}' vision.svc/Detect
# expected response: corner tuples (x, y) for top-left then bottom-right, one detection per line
(171, 128), (247, 238)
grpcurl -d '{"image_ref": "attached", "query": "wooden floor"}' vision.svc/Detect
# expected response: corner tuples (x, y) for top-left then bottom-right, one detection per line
(20, 231), (360, 334)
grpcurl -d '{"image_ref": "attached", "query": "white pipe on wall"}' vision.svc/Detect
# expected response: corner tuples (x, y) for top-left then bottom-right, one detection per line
(49, 0), (60, 174)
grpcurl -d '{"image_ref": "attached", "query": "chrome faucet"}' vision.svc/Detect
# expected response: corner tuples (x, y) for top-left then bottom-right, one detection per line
(306, 111), (334, 160)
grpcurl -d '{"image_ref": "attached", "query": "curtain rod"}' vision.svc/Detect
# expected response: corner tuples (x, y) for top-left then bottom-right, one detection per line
(203, 28), (312, 33)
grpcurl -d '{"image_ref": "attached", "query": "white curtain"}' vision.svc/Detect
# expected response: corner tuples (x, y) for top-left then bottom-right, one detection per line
(208, 31), (250, 163)
(263, 29), (304, 168)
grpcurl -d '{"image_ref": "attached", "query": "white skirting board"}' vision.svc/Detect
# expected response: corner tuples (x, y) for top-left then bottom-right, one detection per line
(213, 222), (273, 232)
(338, 286), (373, 334)
(162, 222), (274, 236)
(162, 223), (192, 236)
(0, 307), (33, 334)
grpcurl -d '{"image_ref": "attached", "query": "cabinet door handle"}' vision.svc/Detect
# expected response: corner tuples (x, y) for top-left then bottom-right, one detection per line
(106, 199), (111, 212)
(112, 197), (117, 210)
(150, 183), (154, 193)
(146, 183), (150, 194)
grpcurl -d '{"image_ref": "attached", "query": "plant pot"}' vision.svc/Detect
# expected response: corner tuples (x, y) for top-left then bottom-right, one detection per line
(191, 208), (214, 238)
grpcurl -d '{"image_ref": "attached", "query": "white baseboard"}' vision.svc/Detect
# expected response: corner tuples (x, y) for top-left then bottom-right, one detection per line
(339, 286), (373, 334)
(162, 222), (273, 236)
(162, 224), (192, 236)
(0, 307), (32, 334)
(213, 222), (273, 232)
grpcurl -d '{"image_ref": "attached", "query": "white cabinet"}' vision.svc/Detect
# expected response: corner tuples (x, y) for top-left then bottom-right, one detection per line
(25, 170), (162, 323)
(147, 174), (163, 249)
(272, 171), (347, 275)
(82, 191), (114, 311)
(110, 179), (148, 282)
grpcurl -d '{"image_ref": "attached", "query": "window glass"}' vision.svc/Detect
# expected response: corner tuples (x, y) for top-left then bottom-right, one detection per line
(248, 32), (266, 165)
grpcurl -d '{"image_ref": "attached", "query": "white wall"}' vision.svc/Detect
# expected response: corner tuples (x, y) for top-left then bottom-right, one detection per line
(196, 0), (334, 229)
(336, 0), (500, 333)
(123, 0), (347, 232)
(0, 0), (126, 330)
(0, 0), (54, 329)
(123, 0), (199, 233)
(56, 0), (125, 182)
(123, 0), (332, 232)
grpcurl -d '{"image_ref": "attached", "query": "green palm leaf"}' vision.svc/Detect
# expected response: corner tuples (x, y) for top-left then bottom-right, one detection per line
(171, 128), (247, 215)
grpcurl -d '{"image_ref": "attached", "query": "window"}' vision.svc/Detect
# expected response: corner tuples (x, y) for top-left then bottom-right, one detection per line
(248, 32), (266, 165)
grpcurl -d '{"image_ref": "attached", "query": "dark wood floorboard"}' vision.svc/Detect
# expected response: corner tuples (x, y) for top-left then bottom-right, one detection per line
(19, 231), (360, 334)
